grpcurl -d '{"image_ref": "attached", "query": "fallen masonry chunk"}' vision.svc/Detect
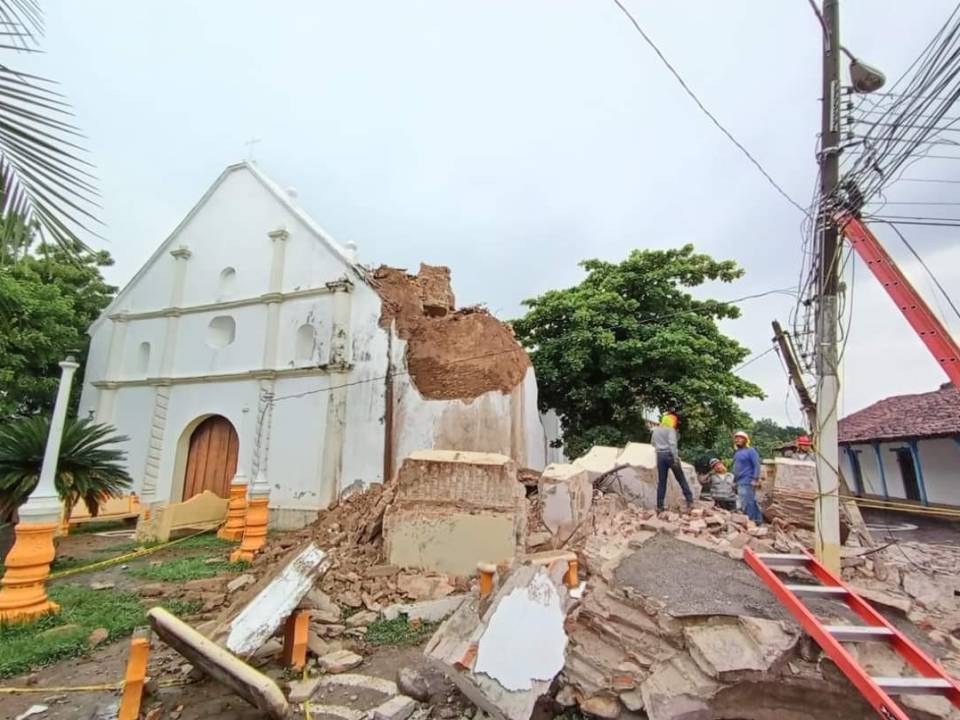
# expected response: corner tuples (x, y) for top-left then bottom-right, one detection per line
(219, 542), (329, 657)
(539, 463), (593, 545)
(382, 595), (467, 623)
(147, 607), (289, 720)
(319, 649), (363, 674)
(383, 450), (527, 576)
(227, 574), (256, 594)
(287, 676), (320, 703)
(318, 673), (398, 696)
(397, 667), (430, 702)
(370, 695), (417, 720)
(346, 610), (378, 628)
(580, 694), (620, 719)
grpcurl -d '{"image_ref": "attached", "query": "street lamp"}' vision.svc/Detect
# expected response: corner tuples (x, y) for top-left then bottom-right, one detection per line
(849, 57), (886, 94)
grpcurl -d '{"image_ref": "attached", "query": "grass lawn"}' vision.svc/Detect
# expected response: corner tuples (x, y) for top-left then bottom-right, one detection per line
(365, 615), (438, 646)
(0, 585), (199, 677)
(130, 555), (248, 582)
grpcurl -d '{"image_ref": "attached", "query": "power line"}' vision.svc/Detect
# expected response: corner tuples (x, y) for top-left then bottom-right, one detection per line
(610, 0), (809, 217)
(733, 345), (777, 373)
(872, 219), (960, 323)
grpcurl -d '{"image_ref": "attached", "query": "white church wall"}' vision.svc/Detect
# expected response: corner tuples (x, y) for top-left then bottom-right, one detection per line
(387, 336), (548, 471)
(340, 283), (391, 488)
(278, 296), (334, 368)
(267, 375), (331, 524)
(110, 385), (156, 494)
(173, 304), (267, 377)
(78, 323), (110, 418)
(521, 367), (547, 470)
(177, 170), (276, 307)
(119, 318), (165, 380)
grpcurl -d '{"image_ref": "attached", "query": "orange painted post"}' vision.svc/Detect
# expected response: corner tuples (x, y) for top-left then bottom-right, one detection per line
(218, 482), (248, 542)
(230, 495), (269, 563)
(477, 562), (496, 598)
(118, 634), (150, 720)
(282, 609), (310, 669)
(565, 558), (579, 588)
(0, 521), (60, 623)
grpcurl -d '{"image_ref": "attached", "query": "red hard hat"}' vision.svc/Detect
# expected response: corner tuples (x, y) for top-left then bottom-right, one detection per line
(797, 435), (811, 446)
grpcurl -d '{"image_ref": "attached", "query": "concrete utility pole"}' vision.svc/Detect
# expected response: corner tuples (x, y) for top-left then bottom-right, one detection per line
(815, 0), (843, 574)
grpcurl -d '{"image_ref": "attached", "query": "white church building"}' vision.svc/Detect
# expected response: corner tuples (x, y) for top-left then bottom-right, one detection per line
(78, 162), (555, 529)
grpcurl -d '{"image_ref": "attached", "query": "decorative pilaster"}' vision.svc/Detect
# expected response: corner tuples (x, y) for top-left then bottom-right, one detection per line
(0, 356), (79, 623)
(231, 388), (273, 562)
(319, 280), (352, 506)
(218, 407), (251, 542)
(141, 246), (191, 507)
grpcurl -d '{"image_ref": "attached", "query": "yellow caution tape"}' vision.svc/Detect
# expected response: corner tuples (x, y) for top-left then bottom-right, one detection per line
(0, 683), (121, 693)
(0, 677), (196, 694)
(49, 525), (224, 581)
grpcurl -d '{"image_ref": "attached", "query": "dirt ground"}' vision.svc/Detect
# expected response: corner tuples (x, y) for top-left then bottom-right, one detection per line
(0, 526), (475, 720)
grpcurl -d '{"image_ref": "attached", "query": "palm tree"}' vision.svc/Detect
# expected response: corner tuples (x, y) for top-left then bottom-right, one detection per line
(0, 415), (131, 524)
(0, 0), (99, 259)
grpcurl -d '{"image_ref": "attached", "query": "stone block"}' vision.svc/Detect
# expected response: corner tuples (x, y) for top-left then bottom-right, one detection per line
(384, 450), (527, 576)
(539, 463), (593, 543)
(391, 450), (524, 511)
(287, 677), (320, 703)
(319, 650), (363, 674)
(370, 695), (418, 720)
(385, 509), (520, 576)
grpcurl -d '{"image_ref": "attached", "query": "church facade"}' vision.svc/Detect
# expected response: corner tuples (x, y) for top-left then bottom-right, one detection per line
(79, 162), (555, 528)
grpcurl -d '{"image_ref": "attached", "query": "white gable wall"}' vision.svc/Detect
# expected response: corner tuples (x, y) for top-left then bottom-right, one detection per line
(80, 162), (548, 531)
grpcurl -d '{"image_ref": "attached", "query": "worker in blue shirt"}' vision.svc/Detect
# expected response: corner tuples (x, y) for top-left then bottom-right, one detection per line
(732, 430), (763, 523)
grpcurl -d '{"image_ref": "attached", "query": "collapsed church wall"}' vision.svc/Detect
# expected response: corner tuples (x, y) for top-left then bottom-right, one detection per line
(373, 265), (548, 471)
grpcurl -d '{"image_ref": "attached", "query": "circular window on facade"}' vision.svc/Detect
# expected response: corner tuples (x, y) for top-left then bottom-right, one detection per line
(207, 315), (236, 348)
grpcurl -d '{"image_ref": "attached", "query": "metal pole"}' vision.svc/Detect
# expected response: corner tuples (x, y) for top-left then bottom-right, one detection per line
(815, 0), (842, 574)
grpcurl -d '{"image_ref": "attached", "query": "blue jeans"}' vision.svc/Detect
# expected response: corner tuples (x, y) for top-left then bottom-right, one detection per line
(738, 483), (763, 523)
(656, 452), (693, 510)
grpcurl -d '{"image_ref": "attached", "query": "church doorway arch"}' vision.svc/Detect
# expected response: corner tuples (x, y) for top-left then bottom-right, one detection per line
(182, 415), (239, 500)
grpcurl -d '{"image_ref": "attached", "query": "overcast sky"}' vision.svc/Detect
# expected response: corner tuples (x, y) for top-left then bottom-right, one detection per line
(27, 0), (960, 426)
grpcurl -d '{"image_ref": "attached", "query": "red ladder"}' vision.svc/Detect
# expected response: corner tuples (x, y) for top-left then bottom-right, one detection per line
(839, 214), (960, 388)
(744, 547), (960, 720)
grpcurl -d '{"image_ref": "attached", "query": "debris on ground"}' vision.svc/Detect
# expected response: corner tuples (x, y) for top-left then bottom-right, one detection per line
(425, 562), (572, 720)
(148, 607), (289, 720)
(573, 443), (701, 510)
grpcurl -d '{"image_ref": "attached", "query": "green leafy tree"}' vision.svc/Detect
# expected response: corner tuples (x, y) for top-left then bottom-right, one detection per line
(0, 238), (116, 417)
(0, 416), (132, 524)
(513, 244), (764, 458)
(685, 415), (809, 472)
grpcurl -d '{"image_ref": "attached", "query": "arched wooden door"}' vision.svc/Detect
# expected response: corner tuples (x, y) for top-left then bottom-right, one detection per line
(182, 415), (239, 500)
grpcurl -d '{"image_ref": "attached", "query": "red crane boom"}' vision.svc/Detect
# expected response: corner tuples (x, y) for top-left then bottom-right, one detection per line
(838, 214), (960, 388)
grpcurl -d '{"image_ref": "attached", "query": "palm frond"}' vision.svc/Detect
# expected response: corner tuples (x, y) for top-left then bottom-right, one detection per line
(0, 415), (132, 520)
(0, 0), (100, 253)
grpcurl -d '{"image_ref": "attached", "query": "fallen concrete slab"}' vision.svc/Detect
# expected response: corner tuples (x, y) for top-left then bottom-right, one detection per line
(538, 463), (593, 545)
(147, 607), (289, 720)
(222, 542), (329, 657)
(425, 564), (570, 720)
